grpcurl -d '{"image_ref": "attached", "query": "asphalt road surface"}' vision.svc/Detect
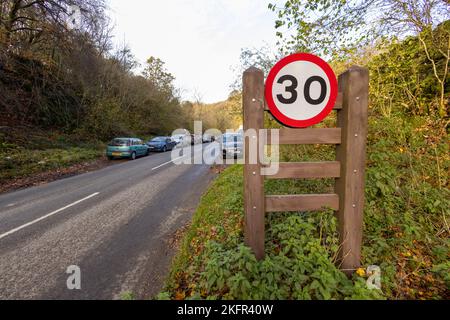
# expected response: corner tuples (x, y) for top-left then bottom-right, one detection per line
(0, 144), (218, 300)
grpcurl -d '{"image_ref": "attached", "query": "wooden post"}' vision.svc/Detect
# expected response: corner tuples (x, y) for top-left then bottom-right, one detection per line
(335, 66), (369, 274)
(243, 67), (265, 260)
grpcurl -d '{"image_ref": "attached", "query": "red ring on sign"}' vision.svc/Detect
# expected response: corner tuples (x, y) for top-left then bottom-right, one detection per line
(265, 53), (338, 128)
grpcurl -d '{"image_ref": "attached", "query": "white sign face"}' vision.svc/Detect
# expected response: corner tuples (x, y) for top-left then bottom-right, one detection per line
(265, 53), (338, 128)
(272, 61), (331, 121)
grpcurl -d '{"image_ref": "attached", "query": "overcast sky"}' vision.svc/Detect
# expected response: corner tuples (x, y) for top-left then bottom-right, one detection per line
(108, 0), (278, 103)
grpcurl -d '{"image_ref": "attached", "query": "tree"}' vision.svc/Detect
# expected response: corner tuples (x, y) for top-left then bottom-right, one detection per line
(0, 1), (187, 138)
(0, 0), (108, 52)
(269, 0), (449, 116)
(417, 23), (449, 117)
(269, 0), (449, 55)
(142, 56), (175, 96)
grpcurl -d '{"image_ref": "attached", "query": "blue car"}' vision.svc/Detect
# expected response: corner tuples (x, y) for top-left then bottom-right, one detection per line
(106, 138), (149, 160)
(147, 137), (177, 152)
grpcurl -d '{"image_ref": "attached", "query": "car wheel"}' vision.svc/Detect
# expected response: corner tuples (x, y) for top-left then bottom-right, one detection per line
(130, 152), (136, 160)
(163, 146), (167, 152)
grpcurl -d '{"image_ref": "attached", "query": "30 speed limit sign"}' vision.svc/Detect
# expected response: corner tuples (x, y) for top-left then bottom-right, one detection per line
(265, 53), (338, 128)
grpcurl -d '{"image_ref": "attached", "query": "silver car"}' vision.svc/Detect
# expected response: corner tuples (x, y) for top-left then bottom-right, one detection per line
(171, 134), (188, 147)
(221, 133), (243, 159)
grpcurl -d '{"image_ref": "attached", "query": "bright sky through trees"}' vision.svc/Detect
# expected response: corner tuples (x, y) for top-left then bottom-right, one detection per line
(109, 0), (277, 103)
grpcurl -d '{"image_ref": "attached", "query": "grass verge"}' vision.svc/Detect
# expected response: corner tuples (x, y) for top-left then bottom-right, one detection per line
(0, 127), (105, 187)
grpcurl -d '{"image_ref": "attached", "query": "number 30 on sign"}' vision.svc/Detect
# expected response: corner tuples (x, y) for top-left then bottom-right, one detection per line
(265, 53), (338, 128)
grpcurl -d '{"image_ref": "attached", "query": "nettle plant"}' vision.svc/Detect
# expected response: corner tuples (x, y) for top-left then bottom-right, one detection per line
(197, 213), (384, 300)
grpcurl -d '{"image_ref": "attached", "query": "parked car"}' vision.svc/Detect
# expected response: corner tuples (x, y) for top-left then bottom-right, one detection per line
(190, 134), (202, 145)
(202, 133), (215, 143)
(171, 134), (189, 147)
(147, 136), (177, 152)
(221, 133), (243, 159)
(106, 138), (149, 160)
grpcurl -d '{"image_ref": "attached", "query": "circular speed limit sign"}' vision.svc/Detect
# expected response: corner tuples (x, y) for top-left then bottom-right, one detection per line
(265, 53), (338, 128)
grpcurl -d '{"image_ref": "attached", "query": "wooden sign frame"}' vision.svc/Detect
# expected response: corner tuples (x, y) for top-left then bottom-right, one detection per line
(243, 66), (369, 275)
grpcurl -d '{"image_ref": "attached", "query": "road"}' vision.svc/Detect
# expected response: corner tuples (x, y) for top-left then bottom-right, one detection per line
(0, 144), (217, 300)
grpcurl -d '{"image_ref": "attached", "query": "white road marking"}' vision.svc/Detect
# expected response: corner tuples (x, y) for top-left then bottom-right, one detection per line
(0, 192), (100, 240)
(151, 156), (187, 171)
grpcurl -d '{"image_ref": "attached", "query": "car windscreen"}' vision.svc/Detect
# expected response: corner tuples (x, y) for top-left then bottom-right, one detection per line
(223, 135), (242, 143)
(151, 137), (166, 142)
(109, 139), (129, 146)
